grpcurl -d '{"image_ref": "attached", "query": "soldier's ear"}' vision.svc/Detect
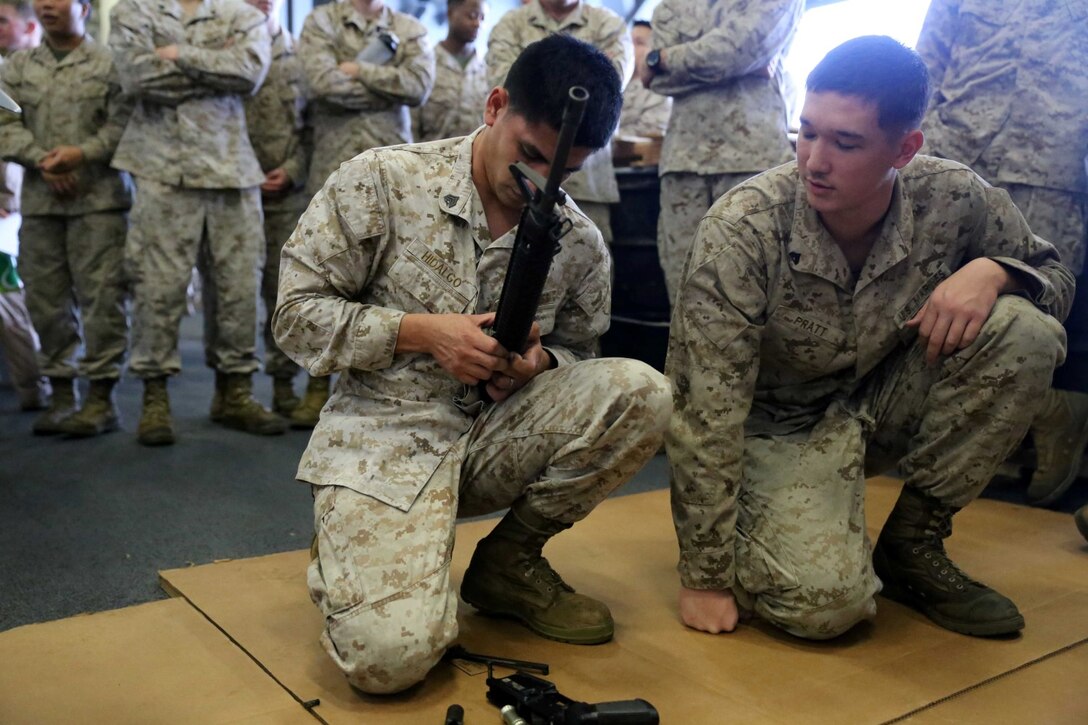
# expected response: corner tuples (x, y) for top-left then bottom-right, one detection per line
(483, 86), (509, 127)
(892, 129), (924, 170)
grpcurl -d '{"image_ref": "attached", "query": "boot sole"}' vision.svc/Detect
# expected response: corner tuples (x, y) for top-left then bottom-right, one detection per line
(221, 418), (288, 436)
(874, 546), (1024, 637)
(879, 581), (1024, 636)
(460, 586), (614, 645)
(33, 413), (76, 435)
(138, 429), (176, 446)
(62, 419), (121, 439)
(1075, 509), (1088, 542)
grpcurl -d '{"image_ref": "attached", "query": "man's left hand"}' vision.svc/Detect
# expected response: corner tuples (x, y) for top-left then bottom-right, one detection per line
(907, 257), (1016, 365)
(261, 167), (292, 195)
(156, 45), (180, 61)
(338, 61), (360, 77)
(485, 321), (552, 402)
(39, 146), (84, 173)
(639, 48), (665, 88)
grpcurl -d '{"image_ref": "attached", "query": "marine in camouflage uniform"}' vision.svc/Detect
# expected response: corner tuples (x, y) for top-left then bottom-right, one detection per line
(274, 35), (669, 694)
(668, 38), (1075, 641)
(487, 0), (632, 244)
(618, 77), (670, 139)
(201, 1), (312, 421)
(617, 19), (669, 140)
(411, 42), (486, 143)
(645, 0), (801, 303)
(110, 0), (282, 444)
(298, 0), (434, 196)
(410, 0), (489, 144)
(0, 28), (133, 436)
(0, 156), (49, 411)
(917, 0), (1088, 506)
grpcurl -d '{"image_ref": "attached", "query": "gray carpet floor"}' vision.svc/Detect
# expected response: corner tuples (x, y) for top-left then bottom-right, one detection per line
(0, 314), (669, 632)
(0, 314), (1083, 633)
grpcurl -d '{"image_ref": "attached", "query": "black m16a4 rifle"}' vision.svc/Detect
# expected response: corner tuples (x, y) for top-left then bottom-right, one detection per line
(489, 85), (589, 360)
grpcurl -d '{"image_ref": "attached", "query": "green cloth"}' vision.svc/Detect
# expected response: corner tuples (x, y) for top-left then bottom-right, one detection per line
(0, 252), (22, 292)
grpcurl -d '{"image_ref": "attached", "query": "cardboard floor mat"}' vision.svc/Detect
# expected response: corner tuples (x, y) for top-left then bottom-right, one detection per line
(159, 478), (1088, 724)
(901, 640), (1088, 724)
(0, 599), (315, 724)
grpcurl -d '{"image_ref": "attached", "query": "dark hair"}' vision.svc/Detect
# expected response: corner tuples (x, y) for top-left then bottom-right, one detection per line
(632, 20), (652, 30)
(806, 35), (930, 136)
(503, 34), (622, 150)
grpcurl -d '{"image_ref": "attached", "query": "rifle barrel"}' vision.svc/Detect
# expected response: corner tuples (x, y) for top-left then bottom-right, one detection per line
(539, 86), (588, 210)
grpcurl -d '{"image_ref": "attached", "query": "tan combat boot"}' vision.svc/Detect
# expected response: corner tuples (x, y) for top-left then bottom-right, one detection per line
(209, 371), (226, 422)
(32, 376), (79, 435)
(220, 373), (287, 435)
(1026, 389), (1088, 506)
(289, 375), (330, 429)
(460, 499), (614, 645)
(59, 378), (120, 437)
(17, 376), (50, 411)
(272, 375), (300, 415)
(138, 376), (175, 446)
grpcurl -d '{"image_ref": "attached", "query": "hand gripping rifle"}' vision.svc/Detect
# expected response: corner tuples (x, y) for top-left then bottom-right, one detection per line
(489, 85), (589, 360)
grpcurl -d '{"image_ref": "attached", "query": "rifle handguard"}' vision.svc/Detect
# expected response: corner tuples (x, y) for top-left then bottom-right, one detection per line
(490, 86), (588, 356)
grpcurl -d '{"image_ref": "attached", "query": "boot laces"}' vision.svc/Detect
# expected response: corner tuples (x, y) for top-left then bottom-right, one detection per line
(911, 511), (977, 591)
(522, 555), (573, 594)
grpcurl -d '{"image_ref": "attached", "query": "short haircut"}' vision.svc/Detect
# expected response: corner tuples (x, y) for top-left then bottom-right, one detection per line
(0, 0), (34, 20)
(806, 35), (930, 137)
(503, 34), (622, 150)
(632, 20), (652, 30)
(447, 0), (468, 9)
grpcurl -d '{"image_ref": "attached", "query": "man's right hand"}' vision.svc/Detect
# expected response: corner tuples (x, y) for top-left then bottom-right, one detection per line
(396, 312), (510, 384)
(678, 586), (739, 634)
(41, 170), (79, 198)
(261, 167), (291, 196)
(155, 44), (180, 61)
(338, 61), (361, 77)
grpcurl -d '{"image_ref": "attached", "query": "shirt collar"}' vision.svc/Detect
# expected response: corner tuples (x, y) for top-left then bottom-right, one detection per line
(437, 128), (520, 254)
(435, 43), (478, 70)
(162, 0), (217, 24)
(788, 169), (914, 293)
(32, 35), (95, 68)
(342, 2), (393, 32)
(527, 0), (587, 31)
(437, 129), (482, 226)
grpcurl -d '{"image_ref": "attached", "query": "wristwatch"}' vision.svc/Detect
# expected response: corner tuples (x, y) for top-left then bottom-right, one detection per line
(645, 49), (662, 74)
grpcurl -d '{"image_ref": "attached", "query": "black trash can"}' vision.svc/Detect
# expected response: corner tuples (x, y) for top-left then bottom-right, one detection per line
(600, 167), (671, 371)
